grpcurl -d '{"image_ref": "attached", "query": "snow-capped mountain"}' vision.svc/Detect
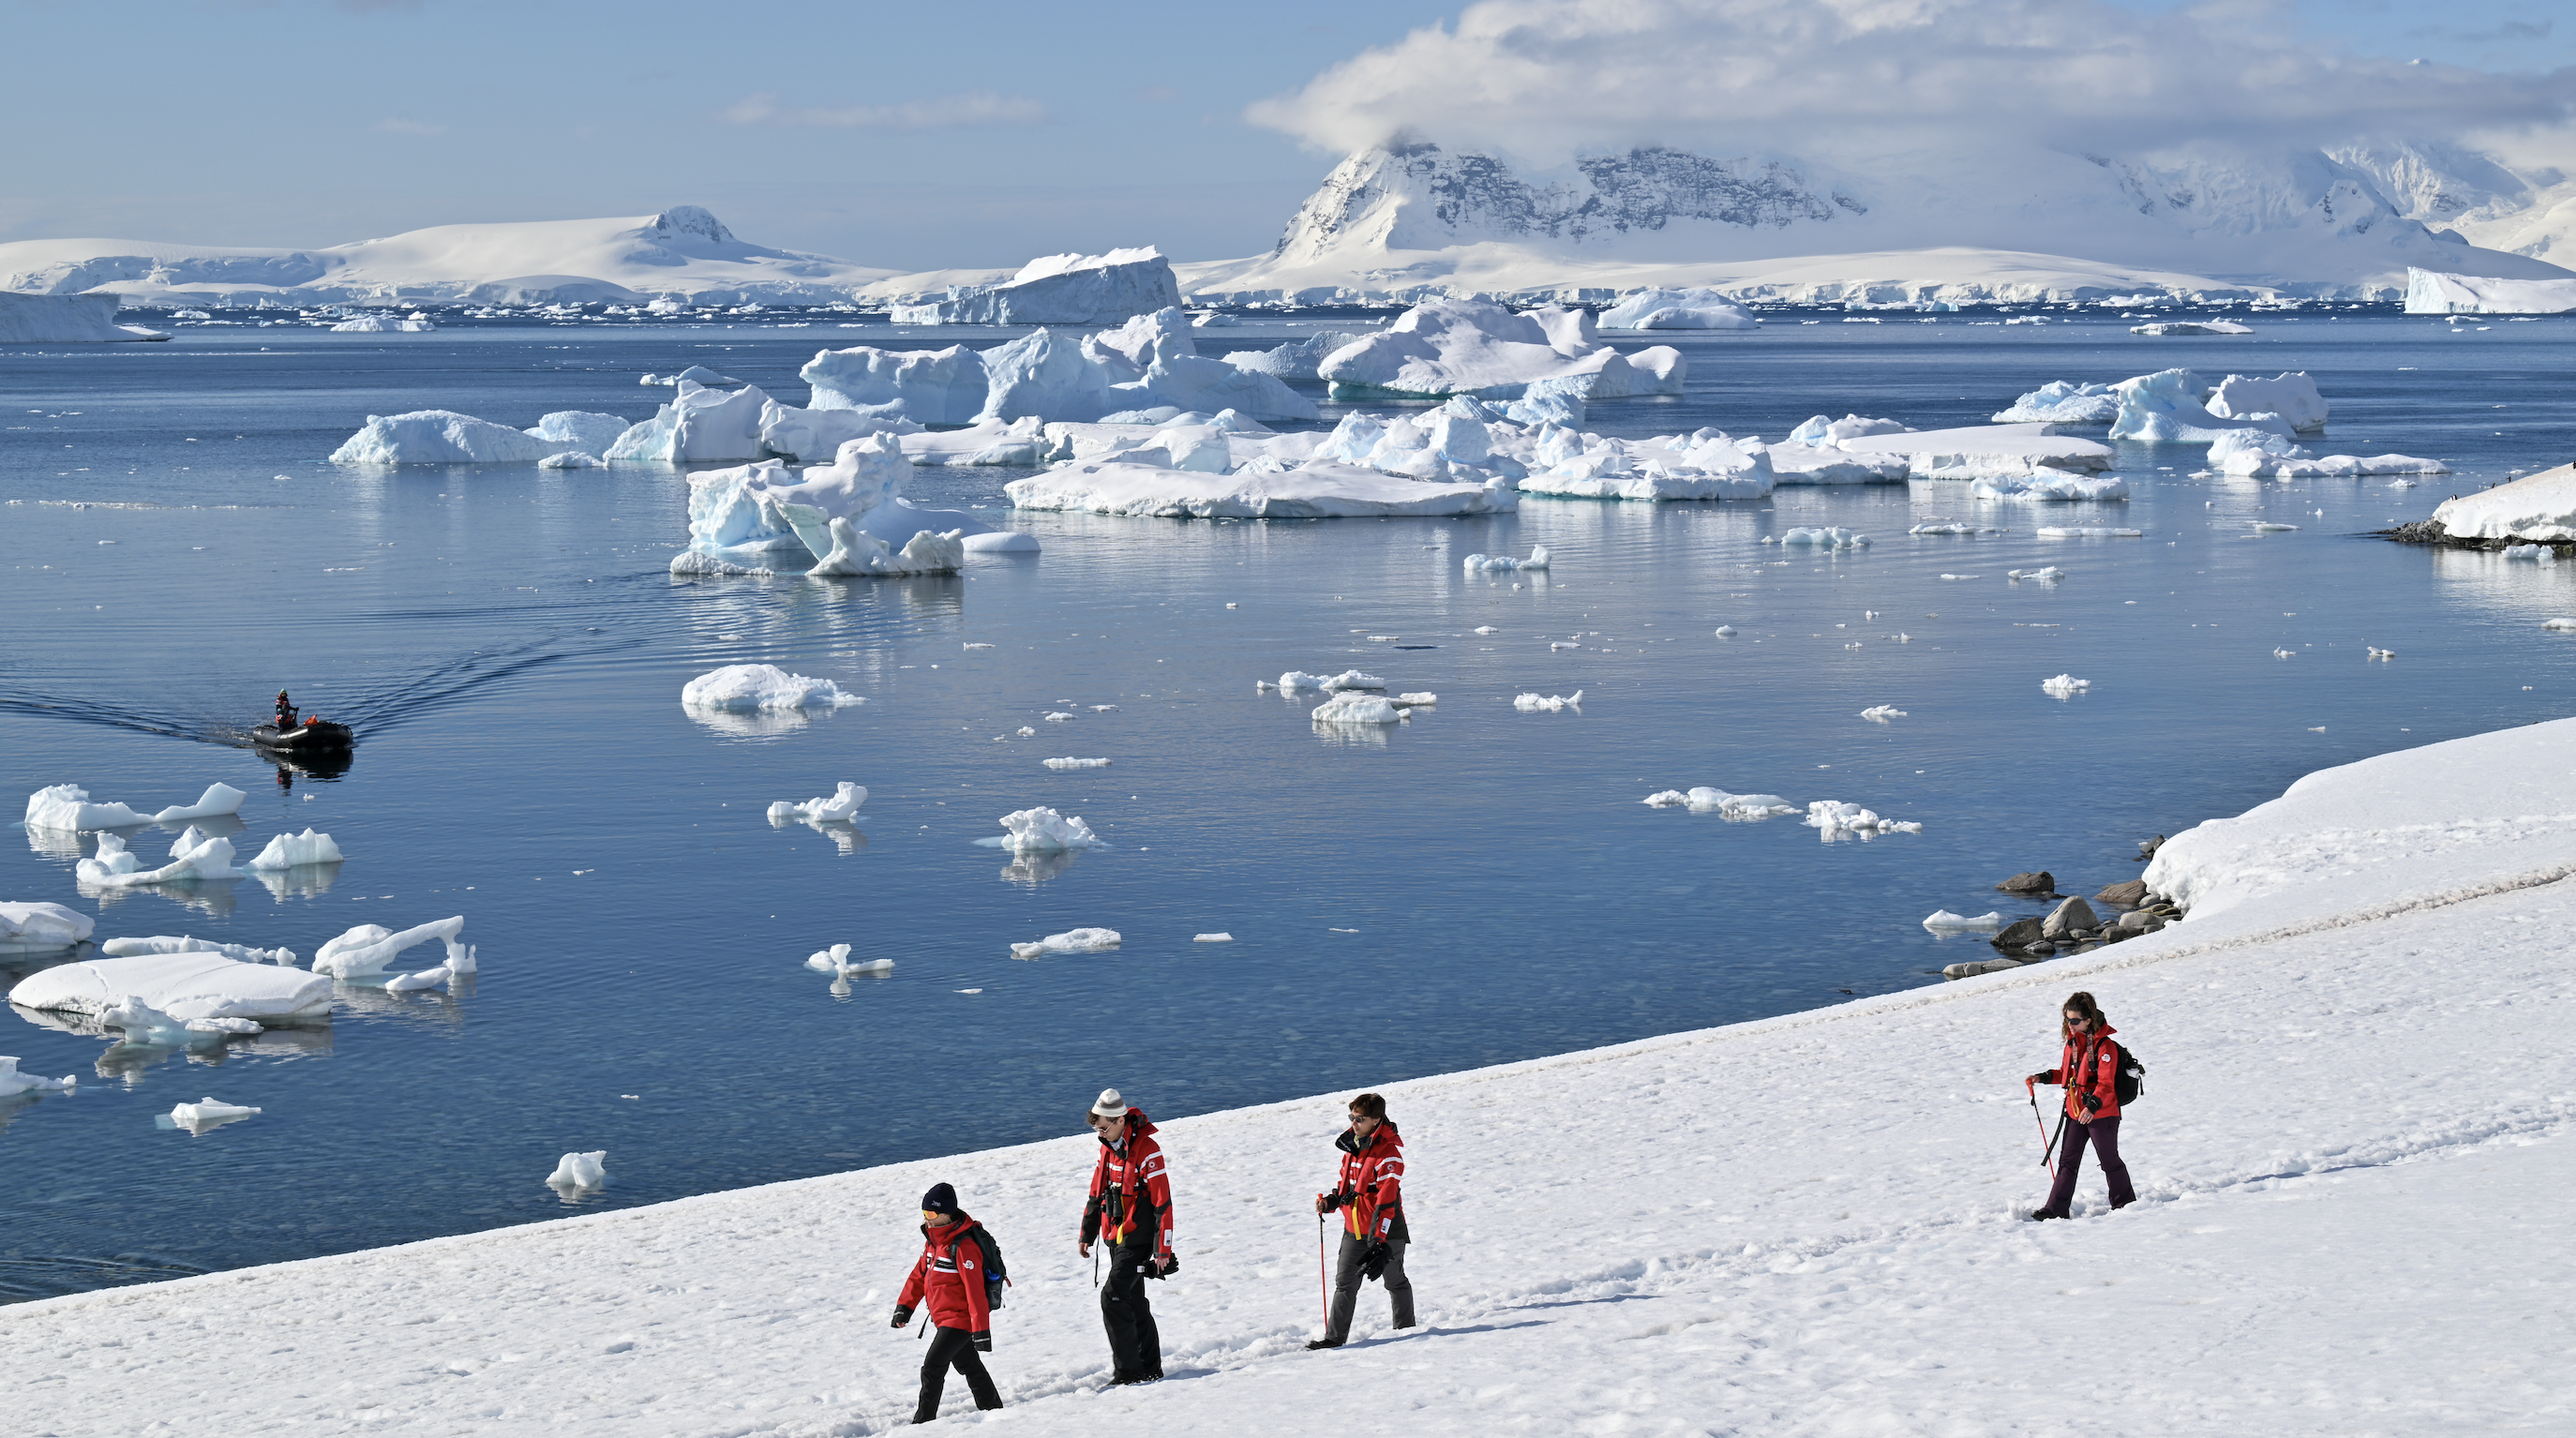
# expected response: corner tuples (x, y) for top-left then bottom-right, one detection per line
(0, 207), (893, 306)
(1183, 139), (2576, 302)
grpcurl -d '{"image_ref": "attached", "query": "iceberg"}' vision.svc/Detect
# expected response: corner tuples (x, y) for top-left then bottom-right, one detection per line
(1010, 927), (1122, 958)
(0, 292), (168, 342)
(77, 831), (237, 889)
(1640, 787), (1794, 817)
(1132, 352), (1318, 423)
(768, 782), (865, 823)
(1972, 469), (2131, 502)
(1513, 691), (1584, 712)
(522, 411), (633, 457)
(989, 806), (1101, 853)
(2108, 369), (2295, 443)
(676, 437), (977, 576)
(153, 784), (247, 824)
(2206, 373), (2328, 433)
(1006, 457), (1516, 519)
(547, 1151), (607, 1191)
(1221, 330), (1367, 380)
(903, 416), (1049, 467)
(755, 399), (922, 463)
(2041, 673), (2092, 697)
(0, 900), (93, 952)
(681, 664), (864, 712)
(891, 247), (1182, 325)
(539, 451), (601, 470)
(7, 951), (333, 1023)
(1463, 546), (1550, 572)
(975, 326), (1117, 423)
(1597, 288), (1758, 330)
(26, 782), (244, 830)
(606, 382), (773, 463)
(2206, 429), (2448, 479)
(801, 343), (989, 425)
(1991, 382), (2119, 426)
(329, 410), (548, 465)
(1317, 298), (1683, 401)
(2425, 463), (2576, 542)
(1310, 692), (1403, 725)
(328, 312), (433, 333)
(243, 829), (343, 870)
(2403, 267), (2576, 316)
(1779, 526), (1869, 548)
(313, 916), (472, 980)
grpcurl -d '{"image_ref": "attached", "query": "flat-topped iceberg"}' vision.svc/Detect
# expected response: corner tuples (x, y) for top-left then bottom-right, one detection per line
(330, 410), (548, 465)
(1317, 297), (1685, 401)
(681, 664), (863, 712)
(0, 292), (169, 342)
(2133, 319), (2253, 336)
(7, 951), (333, 1024)
(1597, 288), (1758, 330)
(0, 900), (93, 952)
(891, 247), (1181, 325)
(2426, 463), (2576, 542)
(2403, 267), (2576, 316)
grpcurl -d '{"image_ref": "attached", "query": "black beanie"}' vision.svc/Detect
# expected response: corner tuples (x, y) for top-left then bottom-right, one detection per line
(921, 1182), (959, 1215)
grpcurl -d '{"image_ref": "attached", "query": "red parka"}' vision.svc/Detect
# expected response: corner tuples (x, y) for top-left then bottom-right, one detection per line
(1081, 1107), (1174, 1256)
(2041, 1024), (2123, 1121)
(1331, 1120), (1408, 1243)
(896, 1213), (994, 1341)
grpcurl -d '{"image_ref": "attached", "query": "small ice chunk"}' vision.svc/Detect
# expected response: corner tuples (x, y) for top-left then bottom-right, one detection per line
(152, 783), (247, 824)
(382, 966), (452, 993)
(1011, 927), (1122, 958)
(169, 1097), (262, 1127)
(804, 943), (892, 975)
(1311, 692), (1403, 725)
(1513, 690), (1585, 712)
(243, 829), (343, 870)
(2041, 674), (2092, 697)
(2544, 618), (2576, 631)
(0, 901), (94, 952)
(76, 831), (238, 888)
(1390, 693), (1438, 707)
(1193, 933), (1233, 942)
(2036, 527), (2143, 538)
(2253, 521), (2299, 532)
(1714, 625), (1737, 637)
(1805, 801), (1922, 835)
(1922, 910), (2006, 932)
(1641, 787), (1795, 817)
(1474, 626), (1501, 635)
(547, 1151), (607, 1190)
(1860, 705), (1907, 721)
(988, 806), (1101, 852)
(1044, 711), (1075, 722)
(0, 1056), (77, 1097)
(1462, 545), (1550, 572)
(1778, 527), (1869, 548)
(681, 664), (862, 712)
(1043, 756), (1113, 769)
(1017, 726), (1037, 736)
(313, 915), (471, 979)
(2007, 567), (2067, 582)
(964, 642), (996, 650)
(100, 936), (297, 966)
(768, 782), (866, 822)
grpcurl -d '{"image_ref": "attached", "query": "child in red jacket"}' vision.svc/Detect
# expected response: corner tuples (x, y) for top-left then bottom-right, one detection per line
(891, 1182), (1003, 1423)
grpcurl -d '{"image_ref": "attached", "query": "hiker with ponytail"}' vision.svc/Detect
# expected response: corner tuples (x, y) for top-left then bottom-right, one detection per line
(2025, 991), (2139, 1221)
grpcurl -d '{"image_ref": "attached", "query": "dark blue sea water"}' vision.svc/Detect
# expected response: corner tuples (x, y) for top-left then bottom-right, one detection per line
(5, 306), (2573, 1302)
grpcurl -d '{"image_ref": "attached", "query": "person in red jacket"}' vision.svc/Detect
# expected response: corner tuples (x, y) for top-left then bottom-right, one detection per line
(891, 1182), (1003, 1423)
(2027, 991), (2137, 1220)
(1308, 1091), (1415, 1350)
(1075, 1087), (1173, 1384)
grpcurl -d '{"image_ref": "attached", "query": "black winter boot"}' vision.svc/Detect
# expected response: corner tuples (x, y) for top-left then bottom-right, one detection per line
(1306, 1338), (1344, 1351)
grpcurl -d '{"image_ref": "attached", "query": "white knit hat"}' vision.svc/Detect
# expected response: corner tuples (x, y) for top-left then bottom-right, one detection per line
(1089, 1087), (1128, 1118)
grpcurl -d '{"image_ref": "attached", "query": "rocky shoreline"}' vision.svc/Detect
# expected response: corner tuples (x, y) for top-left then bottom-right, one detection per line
(2376, 517), (2576, 552)
(1939, 837), (2184, 980)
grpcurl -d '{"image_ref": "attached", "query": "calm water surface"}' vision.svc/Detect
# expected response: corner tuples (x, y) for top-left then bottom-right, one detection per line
(3, 307), (2572, 1300)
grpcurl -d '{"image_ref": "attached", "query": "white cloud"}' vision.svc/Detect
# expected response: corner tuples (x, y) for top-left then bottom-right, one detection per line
(720, 90), (1045, 131)
(378, 118), (443, 137)
(1245, 0), (2576, 165)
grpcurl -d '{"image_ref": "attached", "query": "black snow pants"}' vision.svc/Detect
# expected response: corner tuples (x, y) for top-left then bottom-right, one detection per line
(1324, 1232), (1415, 1343)
(915, 1326), (1002, 1423)
(1099, 1243), (1164, 1381)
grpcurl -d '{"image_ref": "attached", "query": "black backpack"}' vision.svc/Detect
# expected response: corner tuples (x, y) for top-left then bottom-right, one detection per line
(952, 1224), (1010, 1311)
(2113, 1043), (2147, 1106)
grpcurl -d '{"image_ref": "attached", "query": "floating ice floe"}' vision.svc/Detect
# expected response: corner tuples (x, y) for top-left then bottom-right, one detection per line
(312, 916), (473, 980)
(642, 366), (740, 387)
(1007, 457), (1515, 518)
(1860, 705), (1907, 721)
(243, 829), (342, 870)
(1193, 933), (1233, 942)
(101, 935), (296, 965)
(1640, 787), (1794, 817)
(894, 247), (1179, 326)
(1310, 692), (1403, 725)
(1922, 910), (2006, 932)
(1320, 297), (1685, 402)
(681, 664), (863, 712)
(1463, 546), (1550, 572)
(2253, 521), (2299, 532)
(1778, 527), (1869, 548)
(1010, 927), (1122, 959)
(1597, 288), (1758, 330)
(0, 1056), (76, 1097)
(2108, 369), (2297, 443)
(2037, 527), (2144, 538)
(2008, 566), (2067, 581)
(77, 831), (238, 889)
(0, 900), (93, 952)
(2132, 320), (2254, 336)
(7, 951), (333, 1024)
(1043, 756), (1113, 769)
(2041, 674), (2091, 697)
(768, 782), (864, 823)
(2206, 428), (2446, 478)
(1991, 382), (2119, 426)
(1825, 423), (2116, 479)
(1805, 801), (1921, 835)
(1973, 470), (2130, 502)
(1520, 427), (1774, 501)
(26, 781), (246, 831)
(1909, 521), (2005, 535)
(984, 806), (1101, 853)
(547, 1151), (607, 1191)
(1392, 692), (1437, 707)
(1514, 691), (1584, 712)
(2543, 617), (2576, 631)
(169, 1097), (262, 1130)
(1271, 669), (1382, 693)
(804, 943), (893, 976)
(2504, 544), (2557, 562)
(330, 410), (550, 465)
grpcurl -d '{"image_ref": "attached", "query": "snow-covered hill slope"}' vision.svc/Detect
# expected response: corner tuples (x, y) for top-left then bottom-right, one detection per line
(0, 208), (893, 306)
(1184, 140), (2576, 302)
(6, 716), (2569, 1435)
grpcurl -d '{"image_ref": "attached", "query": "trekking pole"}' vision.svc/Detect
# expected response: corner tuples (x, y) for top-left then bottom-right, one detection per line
(2025, 1079), (2057, 1177)
(1316, 1210), (1331, 1329)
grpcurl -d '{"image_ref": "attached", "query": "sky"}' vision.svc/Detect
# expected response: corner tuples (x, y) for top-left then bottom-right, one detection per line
(1, 0), (2569, 271)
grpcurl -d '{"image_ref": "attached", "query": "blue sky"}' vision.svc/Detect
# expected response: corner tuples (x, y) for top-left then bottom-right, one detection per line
(2, 0), (2567, 269)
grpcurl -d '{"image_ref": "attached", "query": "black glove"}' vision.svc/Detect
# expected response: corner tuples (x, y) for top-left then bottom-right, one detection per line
(1317, 1191), (1345, 1214)
(970, 1330), (992, 1353)
(2028, 1072), (2051, 1086)
(890, 1305), (912, 1328)
(1360, 1242), (1390, 1281)
(2076, 1089), (2101, 1114)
